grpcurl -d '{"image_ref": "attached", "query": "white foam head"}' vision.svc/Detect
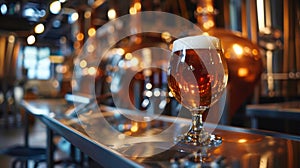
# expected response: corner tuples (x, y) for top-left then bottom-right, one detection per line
(172, 35), (221, 52)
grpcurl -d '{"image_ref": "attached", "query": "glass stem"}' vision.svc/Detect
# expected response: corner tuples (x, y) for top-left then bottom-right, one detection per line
(182, 109), (209, 145)
(190, 110), (205, 133)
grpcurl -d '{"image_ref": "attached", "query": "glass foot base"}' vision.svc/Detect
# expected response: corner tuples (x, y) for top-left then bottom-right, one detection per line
(175, 132), (222, 149)
(173, 133), (223, 164)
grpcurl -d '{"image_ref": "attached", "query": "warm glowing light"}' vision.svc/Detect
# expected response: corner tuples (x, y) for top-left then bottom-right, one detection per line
(207, 20), (214, 27)
(52, 80), (59, 88)
(252, 49), (258, 55)
(207, 5), (214, 13)
(256, 0), (265, 31)
(129, 7), (137, 15)
(169, 44), (173, 51)
(196, 7), (203, 13)
(133, 36), (142, 44)
(125, 53), (133, 60)
(266, 51), (273, 74)
(203, 22), (210, 29)
(191, 90), (195, 94)
(56, 65), (68, 73)
(238, 68), (249, 77)
(76, 33), (84, 41)
(88, 67), (97, 76)
(244, 47), (251, 54)
(265, 43), (275, 50)
(232, 44), (244, 56)
(116, 48), (125, 55)
(145, 91), (153, 97)
(61, 66), (68, 73)
(224, 52), (231, 59)
(73, 41), (81, 49)
(70, 12), (79, 23)
(84, 11), (91, 19)
(8, 35), (15, 43)
(130, 122), (138, 132)
(134, 2), (142, 11)
(107, 8), (116, 20)
(203, 20), (215, 30)
(27, 35), (36, 45)
(88, 28), (96, 37)
(145, 83), (152, 90)
(168, 92), (174, 97)
(87, 44), (95, 53)
(49, 55), (64, 63)
(238, 139), (248, 143)
(50, 1), (61, 14)
(161, 32), (171, 40)
(79, 60), (87, 68)
(106, 76), (112, 83)
(202, 32), (210, 36)
(153, 89), (161, 97)
(34, 23), (45, 34)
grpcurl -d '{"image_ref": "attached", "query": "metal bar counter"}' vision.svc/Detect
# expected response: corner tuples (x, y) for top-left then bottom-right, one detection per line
(21, 99), (300, 167)
(246, 101), (300, 128)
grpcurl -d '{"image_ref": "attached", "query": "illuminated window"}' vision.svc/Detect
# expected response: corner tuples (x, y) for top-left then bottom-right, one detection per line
(23, 46), (51, 79)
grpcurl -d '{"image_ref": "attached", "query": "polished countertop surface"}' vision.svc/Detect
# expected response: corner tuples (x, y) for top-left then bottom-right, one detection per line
(21, 99), (300, 168)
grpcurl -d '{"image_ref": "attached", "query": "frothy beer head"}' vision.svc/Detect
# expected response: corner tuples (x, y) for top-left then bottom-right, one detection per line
(172, 35), (221, 52)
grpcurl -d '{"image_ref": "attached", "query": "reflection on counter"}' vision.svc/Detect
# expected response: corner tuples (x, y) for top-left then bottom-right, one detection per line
(25, 99), (300, 168)
(0, 0), (299, 167)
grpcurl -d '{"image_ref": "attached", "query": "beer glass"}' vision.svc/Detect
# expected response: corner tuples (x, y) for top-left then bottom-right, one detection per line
(168, 35), (228, 148)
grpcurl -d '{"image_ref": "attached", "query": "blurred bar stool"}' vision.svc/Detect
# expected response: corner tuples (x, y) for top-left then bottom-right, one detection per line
(1, 146), (46, 168)
(0, 111), (46, 168)
(0, 86), (24, 128)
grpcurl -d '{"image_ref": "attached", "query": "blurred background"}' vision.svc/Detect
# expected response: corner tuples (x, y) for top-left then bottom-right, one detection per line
(0, 0), (299, 131)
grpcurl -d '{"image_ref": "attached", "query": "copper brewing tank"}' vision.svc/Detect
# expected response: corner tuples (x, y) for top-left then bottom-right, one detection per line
(0, 32), (21, 92)
(195, 0), (263, 121)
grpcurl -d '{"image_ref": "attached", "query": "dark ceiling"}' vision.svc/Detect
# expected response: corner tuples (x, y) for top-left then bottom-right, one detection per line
(0, 0), (225, 48)
(0, 0), (109, 47)
(0, 0), (51, 34)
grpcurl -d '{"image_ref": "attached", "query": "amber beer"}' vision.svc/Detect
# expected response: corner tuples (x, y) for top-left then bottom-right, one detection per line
(168, 35), (225, 111)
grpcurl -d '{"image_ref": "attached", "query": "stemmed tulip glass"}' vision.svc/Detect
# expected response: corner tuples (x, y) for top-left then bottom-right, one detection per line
(168, 35), (228, 160)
